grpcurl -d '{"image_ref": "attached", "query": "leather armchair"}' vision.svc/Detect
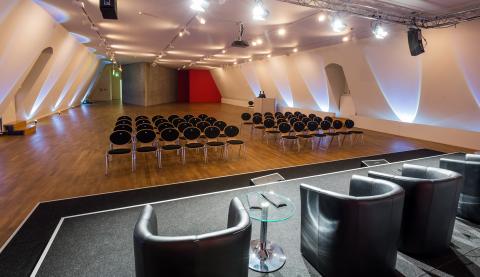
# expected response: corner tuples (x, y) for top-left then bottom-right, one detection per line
(300, 175), (405, 277)
(133, 197), (251, 277)
(369, 164), (463, 255)
(440, 154), (480, 224)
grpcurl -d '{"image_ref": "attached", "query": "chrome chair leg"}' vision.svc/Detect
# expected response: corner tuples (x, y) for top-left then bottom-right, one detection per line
(296, 139), (300, 152)
(132, 152), (136, 172)
(105, 153), (109, 176)
(158, 150), (162, 168)
(204, 147), (208, 163)
(156, 149), (161, 168)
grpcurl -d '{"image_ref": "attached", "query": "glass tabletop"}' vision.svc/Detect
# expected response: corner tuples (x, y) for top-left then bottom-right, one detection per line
(241, 191), (295, 223)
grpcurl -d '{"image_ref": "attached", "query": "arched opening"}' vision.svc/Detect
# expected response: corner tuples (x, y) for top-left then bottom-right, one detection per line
(325, 63), (355, 117)
(15, 47), (53, 120)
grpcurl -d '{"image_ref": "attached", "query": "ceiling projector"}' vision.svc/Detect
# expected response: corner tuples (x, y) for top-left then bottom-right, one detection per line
(231, 23), (249, 48)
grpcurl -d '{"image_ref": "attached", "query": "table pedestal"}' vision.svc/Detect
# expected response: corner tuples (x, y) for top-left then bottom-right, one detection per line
(248, 220), (286, 272)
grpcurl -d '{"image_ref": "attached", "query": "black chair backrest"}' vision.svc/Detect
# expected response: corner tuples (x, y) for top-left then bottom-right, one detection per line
(136, 119), (150, 126)
(117, 116), (132, 121)
(136, 129), (156, 144)
(277, 118), (287, 124)
(114, 124), (133, 133)
(178, 122), (192, 133)
(154, 118), (168, 127)
(204, 126), (221, 139)
(320, 120), (331, 130)
(278, 122), (291, 133)
(302, 117), (311, 125)
(308, 113), (316, 120)
(224, 126), (240, 138)
(275, 112), (283, 118)
(294, 111), (302, 117)
(248, 100), (254, 106)
(241, 113), (251, 121)
(289, 118), (298, 126)
(293, 121), (306, 132)
(264, 112), (273, 117)
(189, 117), (202, 126)
(196, 121), (211, 132)
(252, 115), (263, 125)
(137, 124), (154, 131)
(298, 114), (307, 119)
(151, 115), (163, 123)
(183, 127), (201, 140)
(172, 117), (186, 127)
(198, 114), (209, 121)
(264, 115), (274, 120)
(345, 119), (355, 129)
(168, 115), (180, 123)
(332, 120), (343, 130)
(116, 119), (132, 126)
(324, 116), (333, 123)
(158, 122), (174, 132)
(214, 120), (227, 131)
(110, 130), (131, 145)
(205, 117), (217, 125)
(160, 128), (179, 142)
(313, 116), (322, 124)
(252, 112), (262, 118)
(284, 111), (293, 117)
(307, 121), (319, 132)
(183, 114), (194, 121)
(135, 115), (148, 121)
(264, 118), (275, 129)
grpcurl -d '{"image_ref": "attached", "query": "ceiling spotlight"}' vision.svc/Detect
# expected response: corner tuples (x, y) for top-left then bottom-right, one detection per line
(372, 22), (388, 39)
(248, 58), (252, 62)
(233, 61), (237, 65)
(331, 17), (347, 33)
(318, 13), (326, 22)
(277, 28), (286, 36)
(252, 41), (257, 46)
(292, 48), (298, 53)
(138, 11), (143, 15)
(256, 38), (263, 45)
(91, 24), (99, 31)
(190, 0), (209, 12)
(342, 36), (349, 42)
(267, 54), (271, 58)
(196, 15), (206, 24)
(253, 0), (269, 21)
(179, 31), (184, 37)
(221, 49), (226, 54)
(72, 0), (85, 8)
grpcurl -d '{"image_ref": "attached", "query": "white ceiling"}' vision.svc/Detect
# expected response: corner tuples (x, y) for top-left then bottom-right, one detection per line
(37, 0), (479, 69)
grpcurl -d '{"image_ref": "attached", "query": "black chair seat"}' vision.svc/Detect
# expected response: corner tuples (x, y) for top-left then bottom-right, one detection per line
(315, 134), (327, 137)
(219, 134), (227, 137)
(227, 140), (244, 145)
(326, 133), (339, 136)
(185, 142), (204, 149)
(179, 136), (186, 140)
(282, 135), (297, 140)
(206, 141), (225, 147)
(297, 134), (313, 138)
(108, 148), (131, 155)
(162, 145), (182, 151)
(254, 126), (265, 129)
(200, 134), (206, 138)
(136, 146), (157, 152)
(266, 130), (280, 134)
(349, 130), (364, 134)
(337, 131), (349, 135)
(243, 122), (254, 125)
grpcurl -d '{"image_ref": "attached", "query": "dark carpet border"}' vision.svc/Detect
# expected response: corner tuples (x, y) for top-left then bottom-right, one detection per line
(0, 148), (444, 276)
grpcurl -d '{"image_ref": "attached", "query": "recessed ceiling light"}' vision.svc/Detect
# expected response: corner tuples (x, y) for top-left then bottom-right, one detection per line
(372, 22), (388, 39)
(233, 61), (237, 65)
(277, 28), (286, 36)
(190, 0), (209, 12)
(318, 13), (326, 22)
(138, 11), (143, 15)
(248, 58), (252, 62)
(342, 36), (349, 42)
(331, 17), (347, 33)
(267, 54), (271, 58)
(253, 0), (269, 21)
(252, 41), (257, 46)
(292, 48), (298, 53)
(196, 15), (206, 24)
(256, 38), (263, 45)
(221, 49), (226, 54)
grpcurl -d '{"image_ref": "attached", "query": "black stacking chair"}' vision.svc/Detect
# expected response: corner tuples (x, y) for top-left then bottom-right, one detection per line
(117, 115), (132, 121)
(252, 112), (262, 118)
(240, 113), (253, 134)
(154, 118), (168, 127)
(301, 117), (311, 125)
(289, 117), (298, 126)
(298, 114), (307, 120)
(284, 111), (293, 117)
(313, 116), (322, 125)
(159, 128), (182, 168)
(151, 115), (163, 123)
(105, 130), (132, 175)
(157, 122), (174, 133)
(198, 114), (209, 121)
(183, 114), (194, 122)
(224, 125), (245, 158)
(275, 112), (284, 118)
(177, 122), (192, 142)
(168, 114), (180, 123)
(204, 126), (226, 162)
(196, 121), (211, 139)
(324, 116), (333, 123)
(318, 120), (331, 148)
(133, 129), (159, 171)
(264, 112), (273, 117)
(136, 119), (150, 126)
(135, 115), (148, 121)
(251, 115), (265, 137)
(264, 114), (274, 121)
(346, 119), (364, 144)
(172, 117), (186, 127)
(264, 118), (280, 144)
(326, 120), (343, 147)
(278, 122), (299, 152)
(189, 117), (202, 126)
(205, 117), (217, 125)
(294, 121), (311, 150)
(302, 121), (319, 150)
(214, 120), (227, 138)
(116, 119), (132, 126)
(136, 123), (154, 131)
(294, 111), (302, 117)
(308, 113), (316, 120)
(182, 127), (205, 164)
(114, 124), (133, 133)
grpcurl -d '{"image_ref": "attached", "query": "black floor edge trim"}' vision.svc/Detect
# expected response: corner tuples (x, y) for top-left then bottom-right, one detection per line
(0, 148), (444, 276)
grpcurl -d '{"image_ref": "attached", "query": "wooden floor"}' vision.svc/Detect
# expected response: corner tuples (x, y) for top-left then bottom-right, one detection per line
(0, 101), (471, 247)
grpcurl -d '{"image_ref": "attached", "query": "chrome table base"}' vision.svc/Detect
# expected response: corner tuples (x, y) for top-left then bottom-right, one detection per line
(248, 239), (286, 272)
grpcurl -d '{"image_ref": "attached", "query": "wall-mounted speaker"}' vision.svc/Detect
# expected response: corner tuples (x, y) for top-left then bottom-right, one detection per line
(100, 0), (118, 20)
(407, 28), (425, 56)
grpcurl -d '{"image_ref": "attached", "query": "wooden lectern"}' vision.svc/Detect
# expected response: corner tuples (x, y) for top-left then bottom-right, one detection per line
(253, 98), (276, 114)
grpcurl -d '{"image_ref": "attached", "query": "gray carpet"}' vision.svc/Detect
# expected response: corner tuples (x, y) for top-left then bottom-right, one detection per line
(34, 153), (480, 276)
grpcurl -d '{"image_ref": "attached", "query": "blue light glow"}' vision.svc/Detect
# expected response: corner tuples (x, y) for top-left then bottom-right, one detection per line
(294, 53), (330, 112)
(33, 0), (69, 23)
(268, 58), (294, 107)
(454, 46), (480, 107)
(240, 63), (262, 97)
(54, 55), (87, 110)
(81, 62), (106, 102)
(364, 44), (422, 123)
(69, 32), (91, 44)
(69, 61), (99, 106)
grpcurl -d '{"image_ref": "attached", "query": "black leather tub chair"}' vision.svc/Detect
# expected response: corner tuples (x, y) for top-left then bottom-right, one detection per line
(369, 164), (463, 255)
(133, 197), (251, 277)
(440, 154), (480, 224)
(300, 175), (405, 277)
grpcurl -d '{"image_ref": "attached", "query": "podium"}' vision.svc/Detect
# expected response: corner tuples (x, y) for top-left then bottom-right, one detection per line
(254, 98), (275, 114)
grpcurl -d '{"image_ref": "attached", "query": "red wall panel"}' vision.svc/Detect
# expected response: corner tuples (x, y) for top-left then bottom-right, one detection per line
(188, 70), (221, 103)
(177, 70), (189, 102)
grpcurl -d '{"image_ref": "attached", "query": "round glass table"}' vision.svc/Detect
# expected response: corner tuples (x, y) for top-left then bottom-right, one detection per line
(241, 191), (295, 273)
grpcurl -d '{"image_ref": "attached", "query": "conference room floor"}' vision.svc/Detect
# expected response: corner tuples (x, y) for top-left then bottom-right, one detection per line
(0, 101), (471, 247)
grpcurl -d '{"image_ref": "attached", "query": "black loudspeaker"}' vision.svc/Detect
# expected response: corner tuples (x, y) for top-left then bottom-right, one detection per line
(100, 0), (118, 20)
(408, 28), (424, 56)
